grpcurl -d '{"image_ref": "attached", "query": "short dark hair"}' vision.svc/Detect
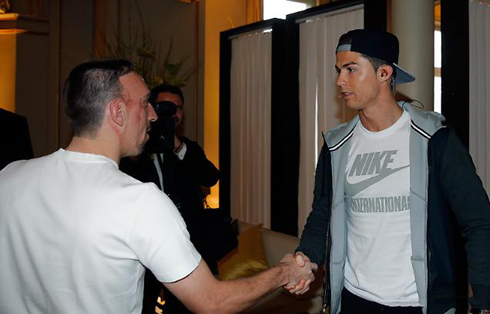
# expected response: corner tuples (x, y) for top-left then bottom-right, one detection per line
(150, 84), (184, 105)
(361, 54), (397, 82)
(63, 59), (135, 136)
(337, 32), (396, 81)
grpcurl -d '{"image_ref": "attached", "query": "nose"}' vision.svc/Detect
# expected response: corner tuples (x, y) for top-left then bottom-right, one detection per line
(336, 72), (345, 88)
(148, 103), (158, 122)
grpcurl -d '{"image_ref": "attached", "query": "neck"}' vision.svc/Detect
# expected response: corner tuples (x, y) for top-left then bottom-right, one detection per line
(66, 135), (121, 165)
(359, 96), (402, 132)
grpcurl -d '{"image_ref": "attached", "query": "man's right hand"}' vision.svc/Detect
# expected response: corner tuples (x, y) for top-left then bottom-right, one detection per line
(165, 257), (318, 314)
(280, 252), (318, 295)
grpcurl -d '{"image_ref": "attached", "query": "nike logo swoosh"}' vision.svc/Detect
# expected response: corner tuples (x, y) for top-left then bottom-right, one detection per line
(346, 165), (410, 195)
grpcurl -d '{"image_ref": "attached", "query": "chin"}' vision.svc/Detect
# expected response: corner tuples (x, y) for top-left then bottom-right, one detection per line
(136, 144), (145, 155)
(123, 151), (141, 159)
(126, 144), (145, 158)
(344, 102), (356, 110)
(344, 101), (363, 111)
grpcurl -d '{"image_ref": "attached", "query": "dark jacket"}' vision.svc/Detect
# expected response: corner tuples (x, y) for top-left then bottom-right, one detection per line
(120, 136), (219, 210)
(297, 103), (490, 313)
(162, 136), (220, 218)
(0, 108), (33, 170)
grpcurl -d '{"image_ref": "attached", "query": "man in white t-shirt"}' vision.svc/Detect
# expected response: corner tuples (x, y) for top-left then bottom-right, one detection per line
(294, 29), (490, 314)
(0, 59), (317, 314)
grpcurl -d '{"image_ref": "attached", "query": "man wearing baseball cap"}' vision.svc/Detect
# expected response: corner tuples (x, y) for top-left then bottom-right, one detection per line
(292, 29), (490, 314)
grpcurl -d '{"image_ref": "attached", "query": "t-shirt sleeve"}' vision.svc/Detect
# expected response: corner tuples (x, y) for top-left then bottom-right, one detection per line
(128, 184), (201, 283)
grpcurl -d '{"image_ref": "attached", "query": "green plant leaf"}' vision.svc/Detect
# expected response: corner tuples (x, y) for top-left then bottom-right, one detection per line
(101, 1), (196, 88)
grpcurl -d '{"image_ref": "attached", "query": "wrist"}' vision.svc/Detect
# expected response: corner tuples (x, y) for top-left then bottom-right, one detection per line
(275, 262), (289, 287)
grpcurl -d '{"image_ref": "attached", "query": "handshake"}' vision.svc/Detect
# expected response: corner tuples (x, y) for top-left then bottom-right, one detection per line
(279, 252), (318, 295)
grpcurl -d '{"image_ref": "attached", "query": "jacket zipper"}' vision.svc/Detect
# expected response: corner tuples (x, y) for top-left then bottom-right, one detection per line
(323, 141), (333, 313)
(322, 225), (331, 313)
(426, 148), (432, 309)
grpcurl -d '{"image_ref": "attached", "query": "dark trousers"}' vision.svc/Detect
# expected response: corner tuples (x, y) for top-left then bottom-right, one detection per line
(340, 288), (423, 314)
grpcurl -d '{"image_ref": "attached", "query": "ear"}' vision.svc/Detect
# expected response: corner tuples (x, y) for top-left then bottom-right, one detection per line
(378, 65), (394, 83)
(108, 98), (126, 128)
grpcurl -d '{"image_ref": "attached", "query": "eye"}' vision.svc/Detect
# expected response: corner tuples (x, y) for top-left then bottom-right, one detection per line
(347, 67), (355, 73)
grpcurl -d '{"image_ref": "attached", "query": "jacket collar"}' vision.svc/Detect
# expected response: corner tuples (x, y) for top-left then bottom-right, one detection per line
(324, 101), (446, 149)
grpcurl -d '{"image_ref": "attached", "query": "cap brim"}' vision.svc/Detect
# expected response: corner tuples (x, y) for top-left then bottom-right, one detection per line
(393, 63), (415, 84)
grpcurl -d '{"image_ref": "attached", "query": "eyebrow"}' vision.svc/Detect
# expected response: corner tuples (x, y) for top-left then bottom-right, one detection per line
(335, 61), (358, 71)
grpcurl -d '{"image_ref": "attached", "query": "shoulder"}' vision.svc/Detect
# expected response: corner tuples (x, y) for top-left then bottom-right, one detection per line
(112, 175), (185, 234)
(401, 102), (445, 138)
(0, 108), (24, 122)
(112, 169), (168, 208)
(136, 182), (176, 210)
(0, 151), (53, 178)
(125, 182), (194, 251)
(429, 126), (465, 155)
(324, 116), (359, 152)
(0, 109), (28, 131)
(179, 136), (206, 155)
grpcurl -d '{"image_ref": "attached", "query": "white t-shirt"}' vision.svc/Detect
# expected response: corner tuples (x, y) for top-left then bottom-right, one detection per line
(344, 111), (419, 307)
(0, 149), (201, 314)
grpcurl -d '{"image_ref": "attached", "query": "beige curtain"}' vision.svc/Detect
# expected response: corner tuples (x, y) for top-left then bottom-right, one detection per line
(469, 0), (490, 195)
(247, 0), (263, 24)
(230, 30), (272, 228)
(297, 5), (363, 235)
